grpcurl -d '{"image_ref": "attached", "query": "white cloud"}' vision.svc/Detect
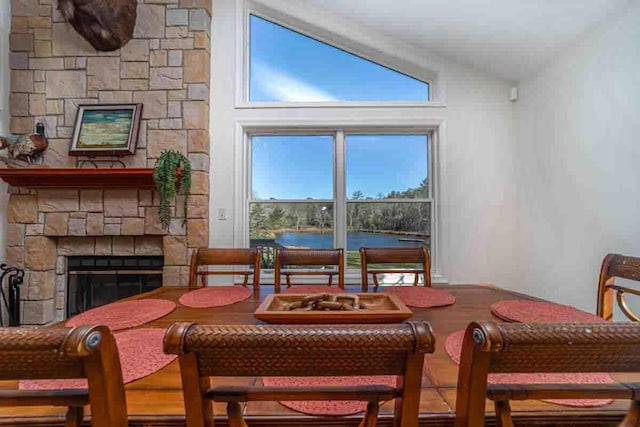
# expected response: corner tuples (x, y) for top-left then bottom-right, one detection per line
(252, 60), (336, 102)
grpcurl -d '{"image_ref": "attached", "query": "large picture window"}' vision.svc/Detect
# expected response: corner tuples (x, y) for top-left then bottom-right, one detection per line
(249, 132), (432, 272)
(249, 15), (429, 102)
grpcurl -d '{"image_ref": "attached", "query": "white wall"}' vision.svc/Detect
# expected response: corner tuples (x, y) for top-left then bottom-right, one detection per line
(440, 63), (518, 286)
(0, 1), (10, 261)
(210, 0), (519, 287)
(512, 0), (640, 311)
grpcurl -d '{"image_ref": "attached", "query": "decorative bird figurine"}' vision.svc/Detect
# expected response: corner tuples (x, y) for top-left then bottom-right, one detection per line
(0, 123), (49, 166)
(57, 0), (136, 52)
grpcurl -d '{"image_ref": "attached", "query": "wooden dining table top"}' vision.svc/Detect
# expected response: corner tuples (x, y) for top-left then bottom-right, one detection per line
(0, 283), (636, 427)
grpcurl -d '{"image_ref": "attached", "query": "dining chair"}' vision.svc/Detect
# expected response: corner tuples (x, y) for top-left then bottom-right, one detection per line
(164, 321), (434, 427)
(188, 248), (261, 293)
(597, 253), (640, 321)
(0, 325), (127, 427)
(359, 247), (431, 292)
(454, 320), (640, 427)
(274, 248), (344, 293)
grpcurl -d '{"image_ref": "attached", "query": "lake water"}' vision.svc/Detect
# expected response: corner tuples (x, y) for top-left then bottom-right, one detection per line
(274, 231), (426, 249)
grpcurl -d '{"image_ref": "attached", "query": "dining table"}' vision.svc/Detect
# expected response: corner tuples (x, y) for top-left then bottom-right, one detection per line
(0, 283), (635, 426)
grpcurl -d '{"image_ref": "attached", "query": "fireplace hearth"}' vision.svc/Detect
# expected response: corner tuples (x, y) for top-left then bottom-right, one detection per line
(66, 256), (163, 318)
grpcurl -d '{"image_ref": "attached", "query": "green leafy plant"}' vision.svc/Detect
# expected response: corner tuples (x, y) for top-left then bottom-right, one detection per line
(153, 150), (192, 231)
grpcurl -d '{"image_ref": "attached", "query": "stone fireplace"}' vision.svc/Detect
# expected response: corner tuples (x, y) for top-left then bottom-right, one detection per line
(5, 188), (208, 324)
(5, 0), (212, 325)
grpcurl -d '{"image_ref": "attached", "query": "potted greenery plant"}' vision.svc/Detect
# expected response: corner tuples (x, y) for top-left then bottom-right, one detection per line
(153, 150), (192, 231)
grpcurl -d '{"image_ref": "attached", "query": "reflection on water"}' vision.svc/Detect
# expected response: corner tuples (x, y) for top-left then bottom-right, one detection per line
(274, 231), (425, 249)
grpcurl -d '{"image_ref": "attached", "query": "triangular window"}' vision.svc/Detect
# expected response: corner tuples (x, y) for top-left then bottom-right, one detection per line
(249, 15), (429, 102)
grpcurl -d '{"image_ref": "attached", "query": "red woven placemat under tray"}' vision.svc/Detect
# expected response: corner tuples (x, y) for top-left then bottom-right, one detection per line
(444, 330), (613, 407)
(19, 328), (176, 390)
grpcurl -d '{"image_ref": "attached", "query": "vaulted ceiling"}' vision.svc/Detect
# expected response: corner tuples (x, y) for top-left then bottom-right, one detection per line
(298, 0), (633, 82)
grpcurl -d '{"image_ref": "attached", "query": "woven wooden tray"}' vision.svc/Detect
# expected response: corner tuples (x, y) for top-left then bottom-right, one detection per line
(254, 293), (412, 324)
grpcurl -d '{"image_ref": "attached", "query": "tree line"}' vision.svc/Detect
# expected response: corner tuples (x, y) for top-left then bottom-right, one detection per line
(250, 178), (429, 238)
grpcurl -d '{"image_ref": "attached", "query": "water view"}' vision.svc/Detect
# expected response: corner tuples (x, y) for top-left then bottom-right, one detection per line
(250, 200), (430, 268)
(274, 231), (425, 249)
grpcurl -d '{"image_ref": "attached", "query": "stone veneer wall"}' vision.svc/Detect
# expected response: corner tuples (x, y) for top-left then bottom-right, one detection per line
(5, 0), (211, 325)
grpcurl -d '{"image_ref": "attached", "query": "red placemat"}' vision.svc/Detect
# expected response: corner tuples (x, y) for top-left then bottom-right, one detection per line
(66, 299), (176, 331)
(281, 285), (345, 295)
(261, 375), (396, 415)
(179, 286), (252, 308)
(444, 330), (613, 407)
(491, 300), (604, 323)
(381, 286), (455, 308)
(19, 328), (176, 390)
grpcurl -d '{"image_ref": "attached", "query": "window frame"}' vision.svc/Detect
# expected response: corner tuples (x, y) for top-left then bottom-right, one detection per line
(240, 125), (439, 282)
(237, 1), (443, 108)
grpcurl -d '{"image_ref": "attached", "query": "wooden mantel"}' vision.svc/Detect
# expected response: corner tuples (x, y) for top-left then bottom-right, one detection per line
(0, 168), (156, 189)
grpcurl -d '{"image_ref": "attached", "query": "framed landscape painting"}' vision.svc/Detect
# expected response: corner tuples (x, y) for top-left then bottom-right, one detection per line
(69, 104), (143, 156)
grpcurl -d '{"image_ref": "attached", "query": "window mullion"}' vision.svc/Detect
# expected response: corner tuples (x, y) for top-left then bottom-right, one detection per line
(241, 130), (251, 247)
(334, 130), (346, 250)
(429, 130), (436, 272)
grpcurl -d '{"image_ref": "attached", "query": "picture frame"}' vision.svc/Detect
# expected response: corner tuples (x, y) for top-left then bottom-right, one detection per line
(69, 104), (143, 156)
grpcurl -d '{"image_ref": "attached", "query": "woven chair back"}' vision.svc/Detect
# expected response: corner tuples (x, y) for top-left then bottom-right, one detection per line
(188, 247), (261, 291)
(274, 248), (344, 292)
(165, 321), (434, 427)
(360, 247), (431, 291)
(597, 253), (640, 321)
(0, 325), (127, 427)
(455, 321), (640, 427)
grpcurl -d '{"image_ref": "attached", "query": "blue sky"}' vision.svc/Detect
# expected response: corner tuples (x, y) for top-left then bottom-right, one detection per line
(252, 135), (428, 200)
(249, 15), (429, 102)
(346, 135), (428, 198)
(249, 15), (429, 200)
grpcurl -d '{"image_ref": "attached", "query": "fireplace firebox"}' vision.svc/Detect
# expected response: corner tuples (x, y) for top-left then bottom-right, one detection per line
(66, 256), (163, 318)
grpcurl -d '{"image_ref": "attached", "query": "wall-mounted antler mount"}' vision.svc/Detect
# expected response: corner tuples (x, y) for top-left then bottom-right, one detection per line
(57, 0), (137, 52)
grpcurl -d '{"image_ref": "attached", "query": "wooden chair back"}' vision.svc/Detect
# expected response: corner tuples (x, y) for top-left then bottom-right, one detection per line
(0, 325), (127, 427)
(597, 253), (640, 321)
(359, 247), (431, 292)
(455, 321), (640, 427)
(188, 248), (261, 292)
(274, 248), (344, 293)
(164, 321), (434, 427)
